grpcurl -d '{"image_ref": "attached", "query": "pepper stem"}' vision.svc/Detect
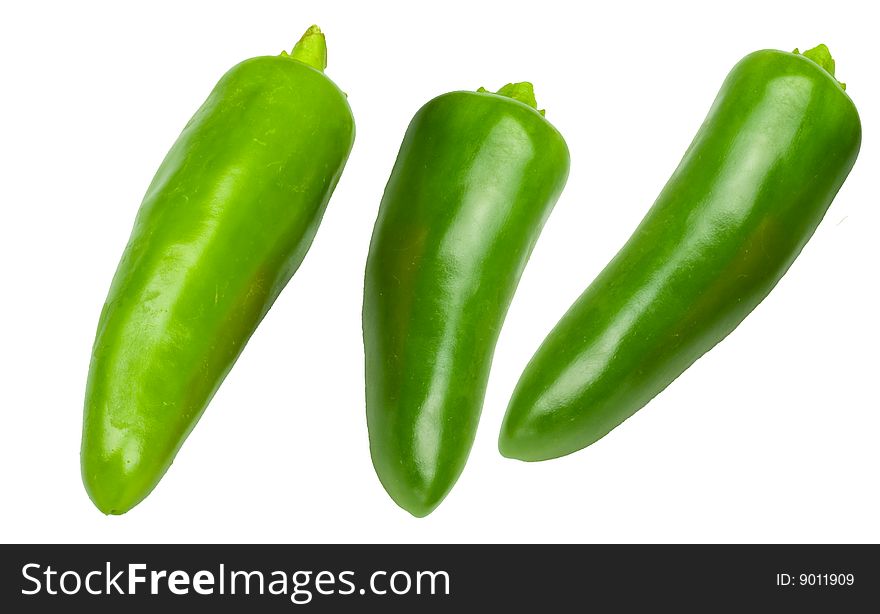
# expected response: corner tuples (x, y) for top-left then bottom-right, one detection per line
(477, 82), (546, 116)
(794, 44), (845, 90)
(286, 25), (327, 72)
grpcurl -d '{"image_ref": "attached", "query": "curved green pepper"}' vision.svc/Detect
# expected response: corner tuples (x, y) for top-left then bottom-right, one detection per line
(82, 26), (355, 514)
(364, 84), (570, 516)
(499, 45), (861, 462)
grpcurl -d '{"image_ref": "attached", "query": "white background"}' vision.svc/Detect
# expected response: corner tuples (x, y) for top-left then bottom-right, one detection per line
(1, 0), (877, 543)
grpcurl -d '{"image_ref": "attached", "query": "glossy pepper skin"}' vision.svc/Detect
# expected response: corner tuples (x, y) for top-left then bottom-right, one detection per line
(82, 27), (355, 514)
(500, 45), (861, 462)
(364, 84), (570, 516)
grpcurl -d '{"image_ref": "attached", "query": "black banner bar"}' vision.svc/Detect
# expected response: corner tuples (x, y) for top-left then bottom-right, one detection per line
(1, 544), (876, 611)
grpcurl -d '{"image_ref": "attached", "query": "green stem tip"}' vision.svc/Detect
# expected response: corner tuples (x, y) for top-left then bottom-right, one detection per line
(478, 82), (546, 116)
(794, 44), (845, 90)
(283, 25), (327, 72)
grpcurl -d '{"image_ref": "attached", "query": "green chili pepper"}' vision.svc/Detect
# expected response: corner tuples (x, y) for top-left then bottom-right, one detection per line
(499, 45), (861, 462)
(363, 84), (570, 516)
(82, 26), (355, 514)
